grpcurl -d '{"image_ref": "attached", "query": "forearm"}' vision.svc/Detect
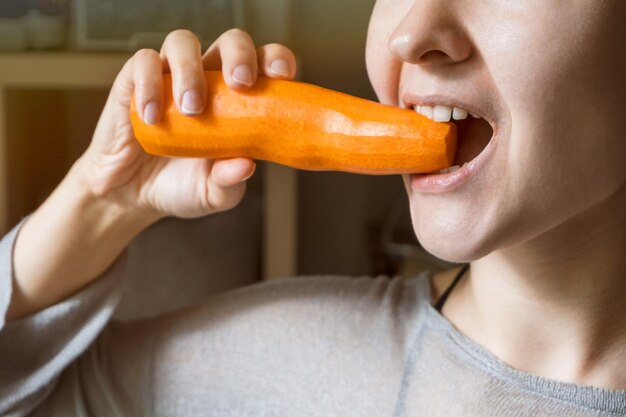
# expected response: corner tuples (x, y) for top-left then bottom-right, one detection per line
(6, 157), (161, 320)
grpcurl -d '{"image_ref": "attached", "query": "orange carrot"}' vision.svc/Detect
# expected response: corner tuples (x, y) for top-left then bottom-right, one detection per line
(130, 71), (457, 175)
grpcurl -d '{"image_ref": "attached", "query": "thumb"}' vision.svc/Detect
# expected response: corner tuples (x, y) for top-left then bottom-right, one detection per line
(206, 158), (256, 211)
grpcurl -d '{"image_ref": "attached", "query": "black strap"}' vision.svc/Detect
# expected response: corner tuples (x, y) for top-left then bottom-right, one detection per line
(434, 264), (469, 312)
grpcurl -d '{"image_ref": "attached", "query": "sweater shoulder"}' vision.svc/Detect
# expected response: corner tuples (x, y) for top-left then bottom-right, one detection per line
(157, 273), (434, 353)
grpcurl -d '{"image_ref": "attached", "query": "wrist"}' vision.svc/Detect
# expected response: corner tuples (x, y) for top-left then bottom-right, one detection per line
(8, 157), (161, 319)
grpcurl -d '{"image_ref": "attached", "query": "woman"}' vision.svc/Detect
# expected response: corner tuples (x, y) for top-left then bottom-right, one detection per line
(1, 1), (624, 415)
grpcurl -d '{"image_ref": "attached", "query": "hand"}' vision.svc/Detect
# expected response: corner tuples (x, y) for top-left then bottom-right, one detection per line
(79, 29), (297, 220)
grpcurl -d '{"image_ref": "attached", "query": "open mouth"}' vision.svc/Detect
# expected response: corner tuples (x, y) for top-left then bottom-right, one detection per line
(450, 116), (494, 167)
(412, 104), (495, 173)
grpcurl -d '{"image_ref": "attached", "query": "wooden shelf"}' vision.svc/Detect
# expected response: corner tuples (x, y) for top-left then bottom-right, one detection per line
(0, 52), (297, 280)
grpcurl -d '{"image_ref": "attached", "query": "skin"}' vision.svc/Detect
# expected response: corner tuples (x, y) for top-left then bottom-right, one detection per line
(7, 0), (626, 392)
(367, 0), (626, 388)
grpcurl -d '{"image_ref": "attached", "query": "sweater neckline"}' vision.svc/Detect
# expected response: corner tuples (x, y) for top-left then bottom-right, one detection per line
(418, 274), (626, 415)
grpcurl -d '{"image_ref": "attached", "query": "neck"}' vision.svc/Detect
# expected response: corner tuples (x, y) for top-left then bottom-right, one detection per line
(444, 184), (626, 389)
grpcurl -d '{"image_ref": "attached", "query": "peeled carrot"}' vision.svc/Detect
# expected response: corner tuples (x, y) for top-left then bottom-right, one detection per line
(130, 71), (457, 175)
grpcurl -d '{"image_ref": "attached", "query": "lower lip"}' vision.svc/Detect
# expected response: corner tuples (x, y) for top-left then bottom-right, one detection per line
(410, 130), (497, 193)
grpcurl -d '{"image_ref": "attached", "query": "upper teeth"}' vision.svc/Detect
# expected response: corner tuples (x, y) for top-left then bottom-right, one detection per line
(414, 105), (476, 122)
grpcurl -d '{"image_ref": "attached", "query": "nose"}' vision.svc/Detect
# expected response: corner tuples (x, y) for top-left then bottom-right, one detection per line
(389, 0), (472, 66)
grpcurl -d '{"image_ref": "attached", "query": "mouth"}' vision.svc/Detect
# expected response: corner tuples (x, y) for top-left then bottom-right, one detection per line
(412, 103), (495, 172)
(401, 97), (497, 192)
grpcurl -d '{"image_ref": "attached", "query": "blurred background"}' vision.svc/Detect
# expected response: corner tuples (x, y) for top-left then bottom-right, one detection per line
(0, 0), (449, 319)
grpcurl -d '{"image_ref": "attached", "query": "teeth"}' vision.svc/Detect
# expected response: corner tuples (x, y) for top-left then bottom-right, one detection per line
(434, 105), (452, 122)
(438, 165), (461, 174)
(452, 107), (468, 120)
(420, 105), (434, 119)
(414, 105), (475, 121)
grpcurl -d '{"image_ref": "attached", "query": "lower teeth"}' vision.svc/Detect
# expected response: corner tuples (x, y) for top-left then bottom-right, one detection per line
(438, 165), (461, 174)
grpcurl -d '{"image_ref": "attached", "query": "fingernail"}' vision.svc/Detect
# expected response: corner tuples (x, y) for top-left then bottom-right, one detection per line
(241, 171), (255, 182)
(232, 65), (253, 86)
(239, 164), (256, 183)
(182, 90), (203, 115)
(270, 59), (290, 77)
(143, 101), (159, 125)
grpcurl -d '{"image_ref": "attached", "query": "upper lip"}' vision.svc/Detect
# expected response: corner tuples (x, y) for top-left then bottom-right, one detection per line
(401, 92), (497, 128)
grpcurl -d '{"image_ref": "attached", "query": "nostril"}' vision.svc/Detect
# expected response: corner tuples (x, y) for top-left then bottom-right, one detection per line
(387, 10), (473, 66)
(389, 33), (452, 65)
(419, 50), (455, 65)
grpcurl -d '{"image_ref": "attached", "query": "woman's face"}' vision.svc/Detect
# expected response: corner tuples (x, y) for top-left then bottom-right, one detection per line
(366, 0), (625, 261)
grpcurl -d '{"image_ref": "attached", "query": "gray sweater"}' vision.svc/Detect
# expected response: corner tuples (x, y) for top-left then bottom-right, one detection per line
(1, 221), (625, 417)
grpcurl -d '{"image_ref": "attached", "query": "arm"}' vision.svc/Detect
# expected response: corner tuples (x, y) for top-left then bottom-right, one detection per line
(7, 157), (157, 320)
(0, 29), (298, 417)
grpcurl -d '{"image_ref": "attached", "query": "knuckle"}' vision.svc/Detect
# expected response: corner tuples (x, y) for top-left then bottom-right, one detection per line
(165, 29), (200, 45)
(134, 78), (152, 92)
(224, 27), (250, 40)
(119, 58), (134, 76)
(133, 48), (159, 62)
(231, 42), (254, 57)
(264, 42), (286, 50)
(175, 61), (201, 81)
(260, 43), (295, 61)
(168, 28), (194, 39)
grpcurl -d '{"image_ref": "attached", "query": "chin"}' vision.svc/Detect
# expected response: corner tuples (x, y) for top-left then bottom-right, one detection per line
(409, 204), (499, 264)
(416, 228), (496, 264)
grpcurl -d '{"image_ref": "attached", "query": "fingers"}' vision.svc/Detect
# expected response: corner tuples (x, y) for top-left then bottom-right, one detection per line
(130, 30), (208, 122)
(132, 29), (297, 124)
(203, 28), (259, 89)
(131, 48), (164, 125)
(256, 43), (297, 80)
(160, 30), (207, 115)
(203, 30), (298, 86)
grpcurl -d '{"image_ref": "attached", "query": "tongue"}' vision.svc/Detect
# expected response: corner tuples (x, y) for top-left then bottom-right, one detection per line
(453, 117), (493, 165)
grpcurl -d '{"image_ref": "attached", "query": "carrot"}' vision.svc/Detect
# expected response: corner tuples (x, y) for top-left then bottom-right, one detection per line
(130, 71), (457, 175)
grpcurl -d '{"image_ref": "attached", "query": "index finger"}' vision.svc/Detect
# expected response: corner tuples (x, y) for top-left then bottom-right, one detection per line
(160, 29), (207, 115)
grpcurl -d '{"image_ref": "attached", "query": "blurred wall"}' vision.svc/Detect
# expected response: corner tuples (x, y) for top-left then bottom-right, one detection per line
(290, 0), (408, 276)
(295, 0), (377, 98)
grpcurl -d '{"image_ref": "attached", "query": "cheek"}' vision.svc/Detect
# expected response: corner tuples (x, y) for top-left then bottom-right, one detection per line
(450, 3), (626, 256)
(488, 6), (626, 195)
(365, 1), (404, 106)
